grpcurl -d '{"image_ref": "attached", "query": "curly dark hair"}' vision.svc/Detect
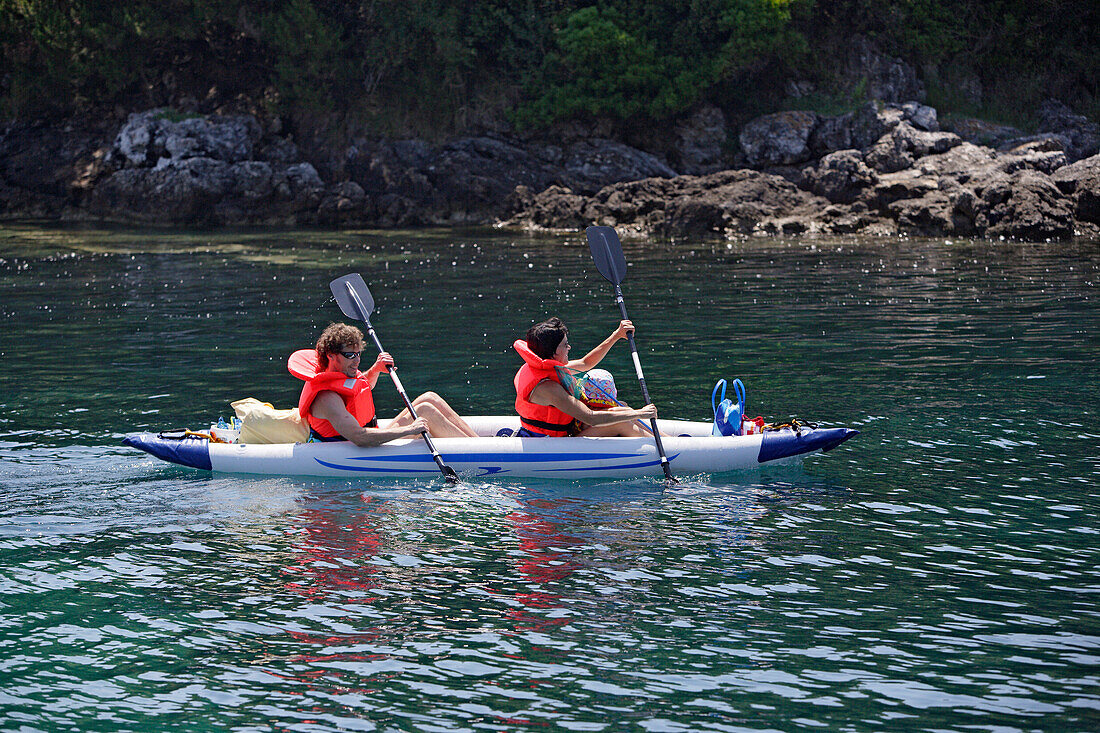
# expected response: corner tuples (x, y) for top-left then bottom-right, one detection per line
(526, 317), (568, 360)
(316, 323), (364, 365)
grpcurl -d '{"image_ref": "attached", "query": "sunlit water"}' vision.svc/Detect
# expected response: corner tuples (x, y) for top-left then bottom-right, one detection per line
(1, 224), (1097, 732)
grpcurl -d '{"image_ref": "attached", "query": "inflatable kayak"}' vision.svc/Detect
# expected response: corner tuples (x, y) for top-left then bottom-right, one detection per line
(123, 416), (857, 479)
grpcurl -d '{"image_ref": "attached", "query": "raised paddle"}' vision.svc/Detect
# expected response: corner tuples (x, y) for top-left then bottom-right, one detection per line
(585, 226), (677, 483)
(329, 273), (460, 484)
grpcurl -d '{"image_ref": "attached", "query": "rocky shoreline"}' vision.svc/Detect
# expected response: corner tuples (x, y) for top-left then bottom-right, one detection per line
(510, 101), (1100, 241)
(2, 100), (1097, 241)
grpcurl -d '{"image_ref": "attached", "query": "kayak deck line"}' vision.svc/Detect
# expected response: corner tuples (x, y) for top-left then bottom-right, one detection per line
(123, 417), (857, 479)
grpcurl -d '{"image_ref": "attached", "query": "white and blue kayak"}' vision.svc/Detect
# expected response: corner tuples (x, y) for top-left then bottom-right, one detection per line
(123, 416), (857, 479)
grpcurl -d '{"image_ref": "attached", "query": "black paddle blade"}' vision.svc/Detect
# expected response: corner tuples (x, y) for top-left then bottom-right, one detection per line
(585, 226), (628, 285)
(330, 273), (375, 322)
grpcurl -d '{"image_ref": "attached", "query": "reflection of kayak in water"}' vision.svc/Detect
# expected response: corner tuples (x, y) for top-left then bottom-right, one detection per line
(123, 416), (857, 479)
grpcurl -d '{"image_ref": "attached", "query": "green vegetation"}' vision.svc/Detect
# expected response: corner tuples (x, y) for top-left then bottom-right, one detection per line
(1, 0), (1096, 134)
(802, 0), (1100, 125)
(513, 1), (806, 128)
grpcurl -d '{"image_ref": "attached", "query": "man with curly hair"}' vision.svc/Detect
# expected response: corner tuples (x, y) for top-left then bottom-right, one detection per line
(290, 323), (477, 446)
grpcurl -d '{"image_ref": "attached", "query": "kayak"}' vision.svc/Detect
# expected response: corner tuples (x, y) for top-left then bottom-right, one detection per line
(123, 416), (857, 479)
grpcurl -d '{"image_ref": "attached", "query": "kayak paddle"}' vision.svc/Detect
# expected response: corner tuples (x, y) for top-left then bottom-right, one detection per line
(584, 226), (677, 483)
(329, 273), (460, 484)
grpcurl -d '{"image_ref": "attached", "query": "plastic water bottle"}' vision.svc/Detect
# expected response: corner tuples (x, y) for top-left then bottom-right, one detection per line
(217, 416), (227, 429)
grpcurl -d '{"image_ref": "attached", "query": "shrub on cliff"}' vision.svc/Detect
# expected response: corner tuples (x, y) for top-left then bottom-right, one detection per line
(513, 0), (807, 128)
(801, 0), (1099, 124)
(261, 0), (348, 116)
(0, 0), (253, 116)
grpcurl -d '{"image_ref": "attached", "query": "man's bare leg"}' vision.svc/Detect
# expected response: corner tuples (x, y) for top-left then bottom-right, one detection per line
(389, 392), (478, 437)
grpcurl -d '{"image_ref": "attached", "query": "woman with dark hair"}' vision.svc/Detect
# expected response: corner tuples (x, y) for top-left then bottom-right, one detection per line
(512, 317), (657, 437)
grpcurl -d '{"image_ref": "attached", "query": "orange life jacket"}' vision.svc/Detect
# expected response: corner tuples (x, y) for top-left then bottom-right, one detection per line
(513, 339), (576, 437)
(289, 349), (377, 439)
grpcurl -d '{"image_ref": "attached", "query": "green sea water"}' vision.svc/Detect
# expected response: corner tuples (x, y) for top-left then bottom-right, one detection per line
(0, 224), (1097, 732)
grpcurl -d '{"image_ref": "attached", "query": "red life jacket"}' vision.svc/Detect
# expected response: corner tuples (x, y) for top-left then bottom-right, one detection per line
(513, 339), (576, 437)
(289, 349), (377, 439)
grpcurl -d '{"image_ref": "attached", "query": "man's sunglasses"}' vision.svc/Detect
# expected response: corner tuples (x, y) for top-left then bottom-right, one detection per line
(338, 350), (363, 359)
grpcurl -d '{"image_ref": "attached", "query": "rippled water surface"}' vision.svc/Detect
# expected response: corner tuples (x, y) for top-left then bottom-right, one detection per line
(1, 225), (1097, 732)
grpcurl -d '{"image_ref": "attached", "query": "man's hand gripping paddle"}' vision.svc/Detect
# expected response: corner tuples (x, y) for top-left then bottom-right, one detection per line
(330, 273), (460, 484)
(584, 227), (677, 483)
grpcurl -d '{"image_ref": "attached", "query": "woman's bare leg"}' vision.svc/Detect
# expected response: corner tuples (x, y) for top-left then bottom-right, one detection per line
(576, 406), (670, 438)
(577, 421), (652, 438)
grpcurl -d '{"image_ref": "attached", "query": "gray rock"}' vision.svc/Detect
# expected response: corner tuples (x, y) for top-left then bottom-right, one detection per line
(739, 111), (819, 167)
(865, 132), (916, 173)
(802, 150), (878, 204)
(901, 102), (939, 131)
(846, 36), (925, 102)
(257, 137), (303, 166)
(430, 136), (550, 222)
(230, 161), (275, 200)
(282, 163), (324, 196)
(114, 110), (261, 167)
(513, 185), (589, 230)
(786, 79), (817, 98)
(506, 122), (1086, 241)
(509, 169), (830, 238)
(913, 142), (999, 181)
(865, 123), (961, 173)
(671, 105), (728, 175)
(340, 134), (673, 225)
(889, 192), (961, 235)
(853, 139), (1076, 239)
(809, 112), (854, 157)
(317, 181), (367, 221)
(5, 102), (1094, 240)
(850, 102), (905, 149)
(561, 138), (676, 192)
(87, 153), (323, 224)
(868, 169), (940, 210)
(820, 203), (886, 234)
(877, 175), (977, 236)
(942, 117), (1024, 148)
(89, 156), (233, 223)
(1037, 99), (1100, 162)
(914, 129), (962, 156)
(997, 144), (1068, 176)
(1051, 153), (1100, 224)
(0, 120), (112, 207)
(974, 170), (1074, 239)
(809, 102), (934, 158)
(998, 133), (1070, 158)
(116, 112), (157, 167)
(346, 140), (435, 202)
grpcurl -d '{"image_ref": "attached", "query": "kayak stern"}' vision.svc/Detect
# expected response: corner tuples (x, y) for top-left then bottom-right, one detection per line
(123, 433), (213, 471)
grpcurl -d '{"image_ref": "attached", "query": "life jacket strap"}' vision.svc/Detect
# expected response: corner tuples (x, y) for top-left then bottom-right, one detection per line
(520, 416), (575, 432)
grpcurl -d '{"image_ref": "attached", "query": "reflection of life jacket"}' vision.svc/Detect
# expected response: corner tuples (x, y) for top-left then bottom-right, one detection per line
(289, 349), (377, 439)
(513, 339), (575, 437)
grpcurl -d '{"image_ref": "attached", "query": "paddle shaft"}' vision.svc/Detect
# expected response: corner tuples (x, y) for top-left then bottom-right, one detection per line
(344, 283), (458, 483)
(611, 284), (675, 481)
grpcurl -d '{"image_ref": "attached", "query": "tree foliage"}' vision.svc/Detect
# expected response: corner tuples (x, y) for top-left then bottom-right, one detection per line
(0, 0), (1095, 129)
(513, 1), (805, 127)
(0, 0), (247, 114)
(807, 0), (1099, 120)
